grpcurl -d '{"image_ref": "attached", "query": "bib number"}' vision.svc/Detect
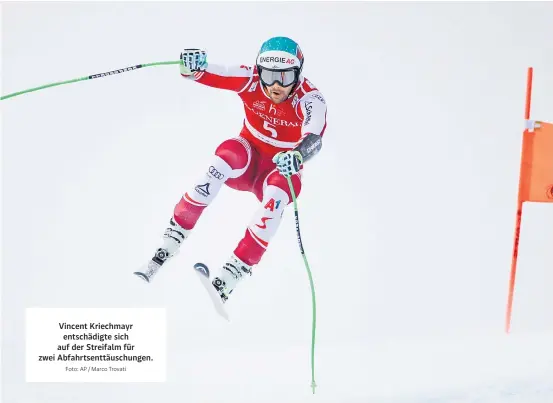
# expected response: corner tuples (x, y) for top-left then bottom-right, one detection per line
(263, 121), (278, 138)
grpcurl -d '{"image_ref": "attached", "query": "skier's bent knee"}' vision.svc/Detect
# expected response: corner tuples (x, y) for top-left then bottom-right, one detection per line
(215, 138), (250, 172)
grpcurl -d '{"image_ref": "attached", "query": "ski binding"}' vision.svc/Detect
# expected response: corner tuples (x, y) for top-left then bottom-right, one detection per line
(193, 262), (230, 322)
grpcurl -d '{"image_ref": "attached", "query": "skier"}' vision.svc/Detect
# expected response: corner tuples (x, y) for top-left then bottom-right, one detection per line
(135, 36), (327, 309)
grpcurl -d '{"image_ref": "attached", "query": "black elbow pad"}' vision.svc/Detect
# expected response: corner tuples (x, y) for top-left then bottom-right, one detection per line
(295, 133), (322, 162)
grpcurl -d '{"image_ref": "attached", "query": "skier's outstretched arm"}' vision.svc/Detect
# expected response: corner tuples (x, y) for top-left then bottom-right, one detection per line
(273, 92), (327, 177)
(179, 48), (252, 92)
(295, 92), (327, 161)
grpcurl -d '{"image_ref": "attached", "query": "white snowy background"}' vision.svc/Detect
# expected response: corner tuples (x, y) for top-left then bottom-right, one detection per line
(2, 2), (553, 402)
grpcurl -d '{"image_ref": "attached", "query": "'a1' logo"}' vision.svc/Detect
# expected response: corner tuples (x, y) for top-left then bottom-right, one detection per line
(264, 198), (281, 211)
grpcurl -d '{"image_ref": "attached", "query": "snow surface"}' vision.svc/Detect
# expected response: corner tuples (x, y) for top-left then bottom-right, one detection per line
(2, 2), (553, 402)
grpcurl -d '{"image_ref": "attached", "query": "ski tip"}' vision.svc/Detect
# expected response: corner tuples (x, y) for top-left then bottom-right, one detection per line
(133, 271), (151, 283)
(193, 262), (210, 278)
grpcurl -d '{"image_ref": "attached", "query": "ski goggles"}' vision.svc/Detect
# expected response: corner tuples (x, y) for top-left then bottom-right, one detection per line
(258, 67), (298, 87)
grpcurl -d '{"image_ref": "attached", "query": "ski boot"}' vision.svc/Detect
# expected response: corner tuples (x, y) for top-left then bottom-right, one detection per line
(193, 254), (253, 321)
(134, 216), (190, 283)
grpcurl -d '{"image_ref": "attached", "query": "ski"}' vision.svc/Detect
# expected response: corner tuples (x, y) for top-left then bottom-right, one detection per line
(133, 249), (170, 283)
(193, 263), (230, 321)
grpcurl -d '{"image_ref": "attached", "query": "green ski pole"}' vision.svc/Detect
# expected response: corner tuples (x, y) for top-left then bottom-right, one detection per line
(1, 60), (181, 101)
(286, 175), (317, 394)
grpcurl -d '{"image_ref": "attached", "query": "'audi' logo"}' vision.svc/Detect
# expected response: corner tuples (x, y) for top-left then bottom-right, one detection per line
(209, 166), (224, 180)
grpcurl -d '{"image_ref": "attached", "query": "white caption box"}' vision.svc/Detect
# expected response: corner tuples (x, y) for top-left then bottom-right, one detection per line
(26, 308), (166, 382)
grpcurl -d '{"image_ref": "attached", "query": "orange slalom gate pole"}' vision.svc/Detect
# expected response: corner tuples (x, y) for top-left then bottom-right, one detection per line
(505, 67), (533, 334)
